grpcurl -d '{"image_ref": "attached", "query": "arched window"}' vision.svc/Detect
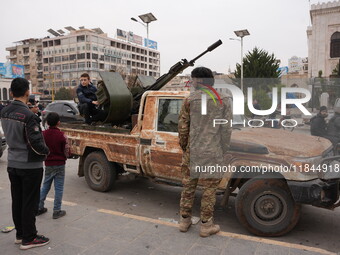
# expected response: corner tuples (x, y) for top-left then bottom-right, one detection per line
(330, 32), (340, 58)
(3, 88), (8, 100)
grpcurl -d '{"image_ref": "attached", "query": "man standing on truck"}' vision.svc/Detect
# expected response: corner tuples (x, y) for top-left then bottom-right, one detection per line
(1, 78), (50, 250)
(178, 67), (232, 237)
(76, 73), (106, 124)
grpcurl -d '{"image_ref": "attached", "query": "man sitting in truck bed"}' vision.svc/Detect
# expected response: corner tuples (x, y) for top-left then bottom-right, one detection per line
(76, 73), (106, 124)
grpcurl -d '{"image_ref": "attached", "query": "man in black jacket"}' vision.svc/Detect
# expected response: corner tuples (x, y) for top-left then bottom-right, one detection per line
(327, 107), (340, 146)
(76, 73), (106, 124)
(1, 78), (50, 250)
(310, 106), (328, 137)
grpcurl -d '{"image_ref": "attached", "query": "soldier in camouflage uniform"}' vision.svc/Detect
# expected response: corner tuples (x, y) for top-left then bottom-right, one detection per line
(178, 67), (232, 237)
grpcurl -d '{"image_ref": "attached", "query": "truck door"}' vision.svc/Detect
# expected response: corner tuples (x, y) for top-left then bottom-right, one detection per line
(140, 97), (184, 181)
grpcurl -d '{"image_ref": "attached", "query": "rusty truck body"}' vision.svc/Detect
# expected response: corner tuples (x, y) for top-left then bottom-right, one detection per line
(61, 90), (340, 237)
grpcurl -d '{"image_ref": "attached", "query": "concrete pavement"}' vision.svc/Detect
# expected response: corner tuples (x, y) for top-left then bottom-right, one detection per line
(0, 190), (335, 255)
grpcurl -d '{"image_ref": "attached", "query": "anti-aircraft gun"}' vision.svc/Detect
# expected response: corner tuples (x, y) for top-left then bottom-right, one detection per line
(95, 40), (222, 126)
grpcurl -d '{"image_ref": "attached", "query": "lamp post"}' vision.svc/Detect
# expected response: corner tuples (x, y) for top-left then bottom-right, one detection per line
(131, 12), (157, 76)
(231, 29), (250, 92)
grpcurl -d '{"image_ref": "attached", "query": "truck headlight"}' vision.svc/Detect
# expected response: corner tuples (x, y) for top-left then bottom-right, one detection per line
(292, 156), (323, 174)
(292, 155), (340, 180)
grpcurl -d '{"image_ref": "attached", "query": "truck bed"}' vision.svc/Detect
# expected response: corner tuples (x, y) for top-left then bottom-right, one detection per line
(60, 123), (131, 134)
(60, 123), (140, 166)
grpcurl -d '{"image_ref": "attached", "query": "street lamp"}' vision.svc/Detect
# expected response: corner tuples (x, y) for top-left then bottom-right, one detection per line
(231, 29), (250, 92)
(131, 12), (157, 76)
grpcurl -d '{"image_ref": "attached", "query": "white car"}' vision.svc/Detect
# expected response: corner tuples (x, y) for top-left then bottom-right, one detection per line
(0, 123), (7, 158)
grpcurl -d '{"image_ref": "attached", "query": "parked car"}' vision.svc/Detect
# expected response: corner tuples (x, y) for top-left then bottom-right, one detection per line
(42, 100), (84, 127)
(0, 123), (7, 158)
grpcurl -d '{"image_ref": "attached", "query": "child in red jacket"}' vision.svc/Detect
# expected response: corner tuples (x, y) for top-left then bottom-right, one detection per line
(37, 112), (70, 219)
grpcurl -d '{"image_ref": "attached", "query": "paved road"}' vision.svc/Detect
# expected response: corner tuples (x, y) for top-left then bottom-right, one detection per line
(0, 149), (339, 254)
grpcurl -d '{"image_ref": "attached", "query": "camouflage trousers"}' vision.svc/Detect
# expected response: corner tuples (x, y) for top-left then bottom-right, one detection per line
(179, 165), (220, 222)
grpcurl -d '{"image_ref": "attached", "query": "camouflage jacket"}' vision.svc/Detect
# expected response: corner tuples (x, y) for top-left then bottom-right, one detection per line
(178, 90), (232, 167)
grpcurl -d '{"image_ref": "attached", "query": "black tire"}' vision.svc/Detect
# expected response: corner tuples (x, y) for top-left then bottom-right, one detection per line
(235, 176), (300, 237)
(84, 151), (116, 192)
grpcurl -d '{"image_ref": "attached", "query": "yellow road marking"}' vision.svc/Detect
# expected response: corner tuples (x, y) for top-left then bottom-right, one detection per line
(217, 231), (335, 255)
(98, 209), (178, 227)
(46, 197), (77, 206)
(97, 208), (335, 255)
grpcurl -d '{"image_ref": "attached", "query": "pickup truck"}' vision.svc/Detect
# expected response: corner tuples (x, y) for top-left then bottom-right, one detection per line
(61, 90), (340, 237)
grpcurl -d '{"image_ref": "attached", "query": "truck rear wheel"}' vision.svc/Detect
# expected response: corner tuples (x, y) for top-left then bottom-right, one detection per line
(84, 151), (116, 192)
(235, 176), (300, 237)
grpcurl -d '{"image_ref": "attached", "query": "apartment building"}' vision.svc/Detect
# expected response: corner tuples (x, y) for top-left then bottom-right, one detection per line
(6, 27), (160, 95)
(41, 27), (160, 94)
(6, 39), (43, 92)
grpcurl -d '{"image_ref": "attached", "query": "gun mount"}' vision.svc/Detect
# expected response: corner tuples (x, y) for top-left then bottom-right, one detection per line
(95, 40), (223, 125)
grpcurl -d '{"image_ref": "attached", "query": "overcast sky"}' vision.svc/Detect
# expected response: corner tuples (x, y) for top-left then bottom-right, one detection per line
(0, 0), (321, 75)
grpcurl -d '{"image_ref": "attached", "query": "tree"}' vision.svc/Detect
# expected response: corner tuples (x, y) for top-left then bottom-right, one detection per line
(332, 63), (339, 76)
(234, 47), (280, 79)
(54, 87), (75, 100)
(234, 47), (282, 116)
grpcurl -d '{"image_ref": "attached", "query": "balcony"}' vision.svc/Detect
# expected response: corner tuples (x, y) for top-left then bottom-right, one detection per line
(7, 55), (17, 59)
(6, 46), (16, 51)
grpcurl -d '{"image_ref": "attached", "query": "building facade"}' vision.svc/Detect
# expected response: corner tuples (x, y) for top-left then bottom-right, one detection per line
(0, 78), (12, 102)
(288, 56), (308, 74)
(6, 39), (43, 92)
(6, 27), (160, 96)
(307, 1), (340, 78)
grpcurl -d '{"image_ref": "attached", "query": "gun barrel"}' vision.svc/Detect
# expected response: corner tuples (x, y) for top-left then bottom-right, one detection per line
(132, 40), (223, 111)
(190, 40), (223, 64)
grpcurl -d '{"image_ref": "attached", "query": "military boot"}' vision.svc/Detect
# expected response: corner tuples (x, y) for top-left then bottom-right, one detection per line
(200, 218), (220, 237)
(179, 215), (192, 232)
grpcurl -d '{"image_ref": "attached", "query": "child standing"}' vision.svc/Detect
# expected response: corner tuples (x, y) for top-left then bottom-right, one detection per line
(37, 112), (70, 219)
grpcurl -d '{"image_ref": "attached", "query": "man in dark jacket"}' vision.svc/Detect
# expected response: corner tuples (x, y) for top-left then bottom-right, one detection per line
(76, 73), (106, 124)
(0, 101), (4, 114)
(327, 107), (340, 146)
(1, 78), (50, 250)
(310, 106), (328, 137)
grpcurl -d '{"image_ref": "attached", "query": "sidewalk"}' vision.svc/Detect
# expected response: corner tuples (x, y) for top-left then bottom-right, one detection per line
(0, 192), (336, 255)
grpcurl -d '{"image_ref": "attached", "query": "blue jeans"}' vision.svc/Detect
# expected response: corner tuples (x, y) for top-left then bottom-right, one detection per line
(39, 165), (65, 212)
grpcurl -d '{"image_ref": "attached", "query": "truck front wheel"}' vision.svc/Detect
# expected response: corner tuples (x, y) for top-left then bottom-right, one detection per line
(84, 151), (116, 192)
(235, 177), (300, 237)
